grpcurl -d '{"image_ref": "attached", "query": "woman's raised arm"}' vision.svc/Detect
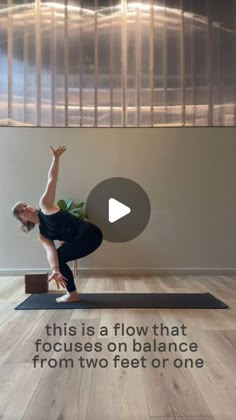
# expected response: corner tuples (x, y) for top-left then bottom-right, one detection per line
(39, 145), (66, 208)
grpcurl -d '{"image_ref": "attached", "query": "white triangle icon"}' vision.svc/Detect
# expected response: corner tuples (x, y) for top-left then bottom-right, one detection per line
(108, 198), (131, 223)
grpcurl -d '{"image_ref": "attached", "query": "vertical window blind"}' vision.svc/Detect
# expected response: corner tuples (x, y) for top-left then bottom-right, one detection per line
(0, 0), (235, 126)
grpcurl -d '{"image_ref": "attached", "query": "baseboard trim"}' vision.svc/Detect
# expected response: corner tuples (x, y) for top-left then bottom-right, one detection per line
(1, 268), (236, 276)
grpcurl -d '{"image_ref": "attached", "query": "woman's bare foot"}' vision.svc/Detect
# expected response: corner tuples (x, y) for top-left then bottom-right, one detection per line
(56, 291), (80, 303)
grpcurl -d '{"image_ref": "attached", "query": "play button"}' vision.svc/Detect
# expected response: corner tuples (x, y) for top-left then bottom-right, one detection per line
(109, 198), (131, 223)
(86, 177), (151, 242)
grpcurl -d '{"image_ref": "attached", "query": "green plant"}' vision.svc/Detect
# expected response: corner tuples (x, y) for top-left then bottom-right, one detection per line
(57, 199), (87, 219)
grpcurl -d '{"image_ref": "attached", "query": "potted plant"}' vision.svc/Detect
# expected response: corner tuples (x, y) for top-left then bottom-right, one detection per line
(57, 199), (87, 219)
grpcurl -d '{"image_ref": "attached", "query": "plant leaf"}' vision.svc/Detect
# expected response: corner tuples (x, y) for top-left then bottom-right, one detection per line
(74, 202), (85, 209)
(69, 210), (80, 218)
(57, 199), (67, 210)
(66, 199), (73, 210)
(70, 209), (81, 215)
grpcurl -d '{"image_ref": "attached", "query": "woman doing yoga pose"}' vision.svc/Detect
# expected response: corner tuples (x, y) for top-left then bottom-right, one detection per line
(12, 145), (103, 303)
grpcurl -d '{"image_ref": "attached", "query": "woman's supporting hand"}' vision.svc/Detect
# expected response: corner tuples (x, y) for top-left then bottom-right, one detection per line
(48, 270), (68, 289)
(50, 145), (66, 158)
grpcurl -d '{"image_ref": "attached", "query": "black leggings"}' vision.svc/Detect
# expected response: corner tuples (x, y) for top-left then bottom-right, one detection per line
(57, 221), (103, 292)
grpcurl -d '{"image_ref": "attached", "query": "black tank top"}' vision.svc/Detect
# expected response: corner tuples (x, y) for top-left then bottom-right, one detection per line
(38, 208), (82, 241)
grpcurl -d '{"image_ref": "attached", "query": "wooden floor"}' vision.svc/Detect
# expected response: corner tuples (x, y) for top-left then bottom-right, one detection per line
(0, 275), (236, 420)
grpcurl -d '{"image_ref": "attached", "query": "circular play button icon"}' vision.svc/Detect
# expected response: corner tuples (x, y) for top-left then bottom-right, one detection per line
(86, 177), (151, 242)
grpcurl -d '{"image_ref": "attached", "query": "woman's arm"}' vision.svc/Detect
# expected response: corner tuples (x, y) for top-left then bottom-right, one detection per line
(39, 234), (67, 288)
(39, 145), (66, 208)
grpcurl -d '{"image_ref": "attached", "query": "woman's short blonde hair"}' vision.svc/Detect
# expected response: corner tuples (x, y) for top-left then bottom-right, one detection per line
(11, 201), (36, 233)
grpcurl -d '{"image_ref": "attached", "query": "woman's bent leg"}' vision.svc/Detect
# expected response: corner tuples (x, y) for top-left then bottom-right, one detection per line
(58, 224), (103, 263)
(56, 223), (103, 302)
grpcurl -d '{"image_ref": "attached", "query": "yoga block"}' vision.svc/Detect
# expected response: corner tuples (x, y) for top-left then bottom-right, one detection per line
(25, 273), (49, 294)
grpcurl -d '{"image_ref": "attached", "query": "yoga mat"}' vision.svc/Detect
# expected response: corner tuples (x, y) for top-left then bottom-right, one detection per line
(15, 292), (229, 310)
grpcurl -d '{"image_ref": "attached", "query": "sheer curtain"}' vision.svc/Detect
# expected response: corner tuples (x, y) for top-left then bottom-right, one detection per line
(0, 0), (235, 126)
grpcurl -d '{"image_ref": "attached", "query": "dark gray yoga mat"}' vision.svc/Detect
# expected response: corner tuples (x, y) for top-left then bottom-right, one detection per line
(15, 292), (229, 310)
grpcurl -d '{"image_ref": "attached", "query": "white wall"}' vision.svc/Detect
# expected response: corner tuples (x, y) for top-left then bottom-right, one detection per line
(1, 127), (236, 275)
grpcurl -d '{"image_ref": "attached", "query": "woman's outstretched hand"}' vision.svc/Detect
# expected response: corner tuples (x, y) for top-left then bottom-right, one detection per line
(48, 270), (68, 289)
(50, 145), (66, 158)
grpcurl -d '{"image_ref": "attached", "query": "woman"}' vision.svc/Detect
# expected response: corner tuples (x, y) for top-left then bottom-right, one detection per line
(12, 145), (103, 303)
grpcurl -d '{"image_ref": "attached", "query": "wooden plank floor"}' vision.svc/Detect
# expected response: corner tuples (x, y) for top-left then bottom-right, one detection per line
(0, 275), (235, 420)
